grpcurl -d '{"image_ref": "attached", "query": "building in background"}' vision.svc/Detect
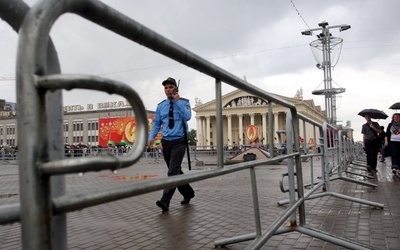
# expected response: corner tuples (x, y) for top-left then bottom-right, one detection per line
(1, 94), (353, 148)
(0, 99), (155, 147)
(192, 89), (330, 149)
(0, 99), (17, 146)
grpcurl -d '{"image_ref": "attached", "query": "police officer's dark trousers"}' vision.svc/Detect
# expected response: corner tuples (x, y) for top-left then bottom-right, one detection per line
(160, 138), (194, 206)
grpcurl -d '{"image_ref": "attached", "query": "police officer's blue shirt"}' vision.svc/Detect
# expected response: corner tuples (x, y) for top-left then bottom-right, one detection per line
(148, 98), (191, 141)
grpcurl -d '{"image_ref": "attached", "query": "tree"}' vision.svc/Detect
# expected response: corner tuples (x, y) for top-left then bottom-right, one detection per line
(188, 129), (197, 145)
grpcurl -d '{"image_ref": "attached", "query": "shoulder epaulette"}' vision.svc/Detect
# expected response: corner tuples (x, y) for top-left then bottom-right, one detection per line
(157, 100), (167, 105)
(180, 97), (189, 102)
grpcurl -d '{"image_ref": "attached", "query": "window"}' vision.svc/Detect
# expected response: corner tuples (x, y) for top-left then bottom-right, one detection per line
(88, 135), (98, 144)
(64, 123), (69, 132)
(6, 126), (16, 135)
(72, 120), (83, 132)
(88, 121), (99, 131)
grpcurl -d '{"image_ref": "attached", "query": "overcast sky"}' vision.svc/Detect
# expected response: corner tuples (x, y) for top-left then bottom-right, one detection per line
(1, 0), (399, 142)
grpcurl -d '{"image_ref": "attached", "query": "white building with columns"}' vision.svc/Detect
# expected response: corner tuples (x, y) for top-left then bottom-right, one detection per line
(192, 89), (327, 148)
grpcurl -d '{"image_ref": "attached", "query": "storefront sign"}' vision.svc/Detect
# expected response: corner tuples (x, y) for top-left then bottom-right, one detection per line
(64, 100), (131, 113)
(0, 110), (17, 118)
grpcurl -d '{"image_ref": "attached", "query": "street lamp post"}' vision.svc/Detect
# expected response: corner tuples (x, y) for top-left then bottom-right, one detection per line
(302, 21), (351, 125)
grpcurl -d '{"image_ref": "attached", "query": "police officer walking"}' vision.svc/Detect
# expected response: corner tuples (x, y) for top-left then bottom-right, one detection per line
(147, 77), (195, 212)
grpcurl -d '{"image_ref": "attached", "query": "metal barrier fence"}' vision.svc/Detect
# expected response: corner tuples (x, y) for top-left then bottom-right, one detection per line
(0, 146), (255, 162)
(0, 145), (277, 167)
(0, 151), (18, 161)
(0, 1), (380, 249)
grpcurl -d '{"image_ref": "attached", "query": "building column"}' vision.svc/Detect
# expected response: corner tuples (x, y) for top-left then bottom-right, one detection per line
(201, 117), (206, 147)
(196, 116), (201, 146)
(250, 113), (255, 125)
(227, 115), (232, 147)
(83, 117), (88, 145)
(238, 114), (243, 145)
(274, 112), (279, 143)
(206, 116), (211, 148)
(68, 119), (73, 145)
(262, 113), (267, 144)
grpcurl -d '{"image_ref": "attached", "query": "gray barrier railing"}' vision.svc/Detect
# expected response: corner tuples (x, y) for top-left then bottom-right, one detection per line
(0, 1), (380, 249)
(277, 123), (382, 206)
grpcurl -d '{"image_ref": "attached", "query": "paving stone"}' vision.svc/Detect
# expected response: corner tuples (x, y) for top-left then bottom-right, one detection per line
(0, 157), (399, 249)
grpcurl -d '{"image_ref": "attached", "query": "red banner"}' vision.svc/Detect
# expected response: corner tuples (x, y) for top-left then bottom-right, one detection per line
(99, 115), (161, 147)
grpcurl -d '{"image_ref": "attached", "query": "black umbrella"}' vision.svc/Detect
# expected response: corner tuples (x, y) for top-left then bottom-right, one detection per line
(358, 109), (388, 119)
(389, 102), (400, 110)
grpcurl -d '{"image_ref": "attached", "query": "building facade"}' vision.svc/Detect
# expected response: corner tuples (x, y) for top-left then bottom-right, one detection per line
(1, 93), (353, 148)
(192, 89), (328, 148)
(0, 100), (154, 147)
(0, 99), (17, 146)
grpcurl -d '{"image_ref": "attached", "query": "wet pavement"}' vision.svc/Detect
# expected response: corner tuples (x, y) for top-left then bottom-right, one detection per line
(0, 156), (400, 249)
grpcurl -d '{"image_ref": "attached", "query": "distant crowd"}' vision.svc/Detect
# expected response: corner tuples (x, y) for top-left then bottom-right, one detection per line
(0, 145), (18, 160)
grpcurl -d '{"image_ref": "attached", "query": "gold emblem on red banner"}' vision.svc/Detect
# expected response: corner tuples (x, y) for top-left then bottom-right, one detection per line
(246, 125), (258, 142)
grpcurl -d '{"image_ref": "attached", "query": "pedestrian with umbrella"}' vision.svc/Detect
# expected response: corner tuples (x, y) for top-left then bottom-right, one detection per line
(389, 102), (400, 110)
(359, 109), (387, 172)
(385, 102), (400, 174)
(379, 126), (386, 163)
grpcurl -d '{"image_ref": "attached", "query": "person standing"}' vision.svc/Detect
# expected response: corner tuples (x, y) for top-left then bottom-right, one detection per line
(379, 126), (386, 163)
(148, 77), (195, 212)
(385, 113), (400, 174)
(361, 114), (382, 172)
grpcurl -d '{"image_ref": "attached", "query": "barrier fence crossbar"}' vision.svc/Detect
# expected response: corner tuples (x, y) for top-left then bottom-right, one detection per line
(0, 0), (381, 249)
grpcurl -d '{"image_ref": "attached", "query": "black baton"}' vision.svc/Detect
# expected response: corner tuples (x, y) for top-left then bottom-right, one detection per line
(183, 121), (191, 170)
